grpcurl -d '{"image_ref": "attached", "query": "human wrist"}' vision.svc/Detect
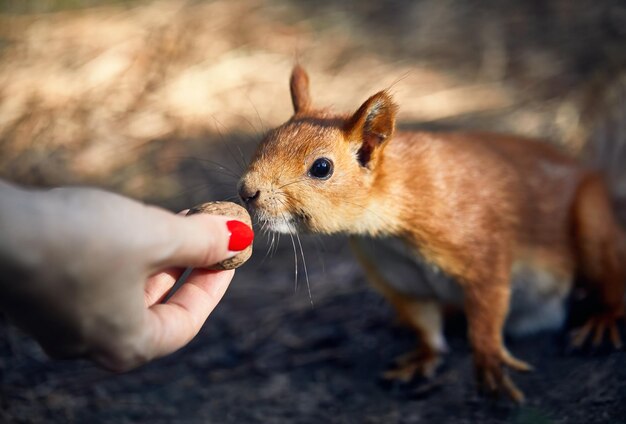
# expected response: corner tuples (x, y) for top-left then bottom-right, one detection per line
(0, 181), (49, 300)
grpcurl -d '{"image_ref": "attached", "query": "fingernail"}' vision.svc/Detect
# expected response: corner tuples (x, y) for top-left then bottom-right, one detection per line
(227, 220), (254, 251)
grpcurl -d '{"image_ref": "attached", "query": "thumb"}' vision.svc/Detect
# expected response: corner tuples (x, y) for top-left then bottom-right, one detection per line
(155, 213), (253, 269)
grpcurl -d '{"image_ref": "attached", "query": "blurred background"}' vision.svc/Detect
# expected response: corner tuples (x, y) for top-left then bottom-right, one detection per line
(1, 0), (625, 423)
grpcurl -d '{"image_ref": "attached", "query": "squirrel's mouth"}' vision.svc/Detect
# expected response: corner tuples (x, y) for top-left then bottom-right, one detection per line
(252, 211), (300, 235)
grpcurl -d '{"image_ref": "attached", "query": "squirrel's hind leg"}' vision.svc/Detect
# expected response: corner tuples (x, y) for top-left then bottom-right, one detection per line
(570, 174), (626, 349)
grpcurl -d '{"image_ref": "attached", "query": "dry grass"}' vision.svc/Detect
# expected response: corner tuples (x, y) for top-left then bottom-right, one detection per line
(3, 0), (621, 208)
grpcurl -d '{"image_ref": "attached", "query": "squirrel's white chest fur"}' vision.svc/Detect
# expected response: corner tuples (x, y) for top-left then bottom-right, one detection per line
(351, 236), (572, 336)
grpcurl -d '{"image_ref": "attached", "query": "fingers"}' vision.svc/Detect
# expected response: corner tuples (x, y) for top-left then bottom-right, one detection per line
(144, 268), (182, 307)
(87, 268), (232, 372)
(144, 269), (235, 359)
(153, 213), (253, 269)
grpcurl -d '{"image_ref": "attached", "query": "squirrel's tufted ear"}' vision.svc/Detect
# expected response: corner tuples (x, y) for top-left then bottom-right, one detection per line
(290, 65), (311, 114)
(345, 91), (397, 168)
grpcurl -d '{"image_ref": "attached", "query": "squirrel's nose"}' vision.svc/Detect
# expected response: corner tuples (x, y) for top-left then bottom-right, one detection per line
(239, 184), (260, 205)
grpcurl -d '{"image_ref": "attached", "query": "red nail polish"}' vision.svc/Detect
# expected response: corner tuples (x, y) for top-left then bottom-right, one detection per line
(227, 220), (254, 251)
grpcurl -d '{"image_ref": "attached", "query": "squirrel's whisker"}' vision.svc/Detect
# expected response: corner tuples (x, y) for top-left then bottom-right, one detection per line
(295, 231), (313, 307)
(211, 117), (247, 174)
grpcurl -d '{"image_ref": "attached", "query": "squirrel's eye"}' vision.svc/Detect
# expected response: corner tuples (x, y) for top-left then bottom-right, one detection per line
(308, 157), (333, 180)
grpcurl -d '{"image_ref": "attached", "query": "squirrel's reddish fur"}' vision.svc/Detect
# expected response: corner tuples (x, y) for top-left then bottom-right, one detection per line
(239, 66), (626, 402)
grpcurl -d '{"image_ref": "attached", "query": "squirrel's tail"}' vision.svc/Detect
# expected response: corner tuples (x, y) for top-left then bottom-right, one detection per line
(578, 71), (626, 226)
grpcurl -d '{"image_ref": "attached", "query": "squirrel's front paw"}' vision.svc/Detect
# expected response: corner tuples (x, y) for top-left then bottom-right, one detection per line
(382, 348), (441, 383)
(474, 349), (533, 404)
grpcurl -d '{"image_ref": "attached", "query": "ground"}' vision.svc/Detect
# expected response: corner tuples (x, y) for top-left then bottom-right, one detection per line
(2, 235), (626, 423)
(1, 1), (626, 423)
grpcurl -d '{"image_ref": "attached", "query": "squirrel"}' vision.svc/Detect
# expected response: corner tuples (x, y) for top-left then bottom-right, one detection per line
(238, 65), (626, 402)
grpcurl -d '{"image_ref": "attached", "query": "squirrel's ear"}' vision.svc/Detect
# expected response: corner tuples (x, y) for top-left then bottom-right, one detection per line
(290, 65), (311, 114)
(345, 91), (397, 168)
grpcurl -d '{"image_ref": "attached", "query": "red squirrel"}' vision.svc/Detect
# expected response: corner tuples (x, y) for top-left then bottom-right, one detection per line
(238, 66), (626, 402)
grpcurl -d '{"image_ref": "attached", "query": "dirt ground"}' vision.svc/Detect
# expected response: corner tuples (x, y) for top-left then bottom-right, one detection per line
(2, 230), (626, 424)
(1, 1), (626, 423)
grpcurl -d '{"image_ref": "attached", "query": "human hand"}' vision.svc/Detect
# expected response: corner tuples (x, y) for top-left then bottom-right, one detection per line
(0, 182), (253, 371)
